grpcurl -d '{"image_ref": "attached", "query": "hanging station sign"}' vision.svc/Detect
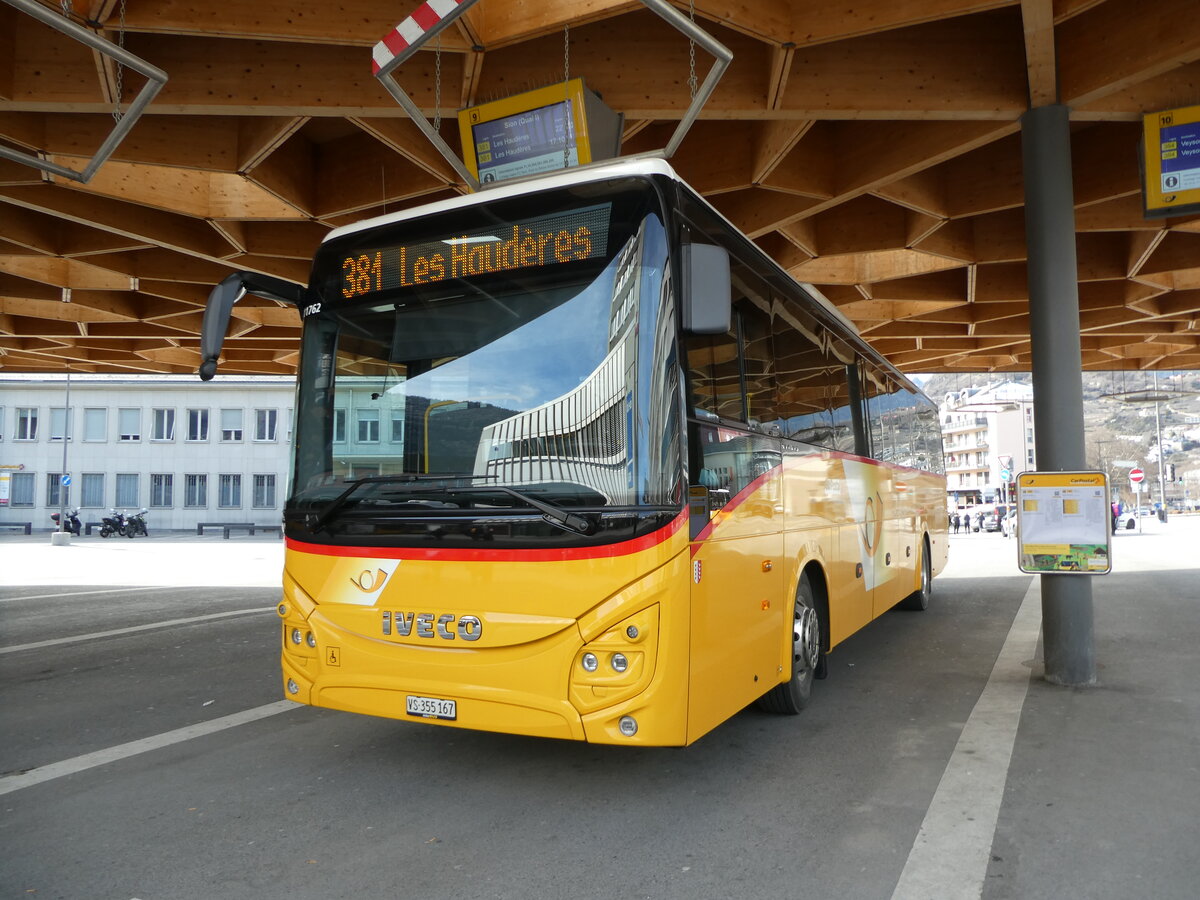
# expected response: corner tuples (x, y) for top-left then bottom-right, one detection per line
(1141, 104), (1200, 219)
(458, 79), (623, 186)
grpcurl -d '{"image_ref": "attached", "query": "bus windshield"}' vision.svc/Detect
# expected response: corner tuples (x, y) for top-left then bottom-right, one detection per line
(289, 180), (682, 537)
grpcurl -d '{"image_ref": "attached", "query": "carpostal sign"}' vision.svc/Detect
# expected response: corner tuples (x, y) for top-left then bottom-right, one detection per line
(1015, 471), (1112, 575)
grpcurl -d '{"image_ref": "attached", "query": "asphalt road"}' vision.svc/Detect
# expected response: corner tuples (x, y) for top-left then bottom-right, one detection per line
(1, 522), (1196, 899)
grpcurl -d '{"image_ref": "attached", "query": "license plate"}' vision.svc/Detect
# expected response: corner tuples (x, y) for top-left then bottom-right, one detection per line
(406, 695), (457, 720)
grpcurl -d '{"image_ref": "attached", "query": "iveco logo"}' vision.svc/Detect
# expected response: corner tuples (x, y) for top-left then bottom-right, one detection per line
(382, 611), (483, 642)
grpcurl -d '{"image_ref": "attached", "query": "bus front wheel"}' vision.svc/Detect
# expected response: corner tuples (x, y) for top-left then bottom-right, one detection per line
(758, 574), (821, 715)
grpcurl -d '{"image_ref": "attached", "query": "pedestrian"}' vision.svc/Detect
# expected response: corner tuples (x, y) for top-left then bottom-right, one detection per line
(951, 512), (960, 534)
(1111, 500), (1119, 535)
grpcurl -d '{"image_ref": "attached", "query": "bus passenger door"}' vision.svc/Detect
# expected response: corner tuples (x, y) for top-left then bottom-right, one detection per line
(687, 424), (784, 741)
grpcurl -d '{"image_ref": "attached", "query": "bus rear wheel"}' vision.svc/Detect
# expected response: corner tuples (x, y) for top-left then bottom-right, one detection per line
(899, 538), (932, 611)
(758, 574), (821, 715)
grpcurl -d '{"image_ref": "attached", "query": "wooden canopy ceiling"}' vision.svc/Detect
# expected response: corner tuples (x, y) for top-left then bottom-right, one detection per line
(1, 0), (1199, 376)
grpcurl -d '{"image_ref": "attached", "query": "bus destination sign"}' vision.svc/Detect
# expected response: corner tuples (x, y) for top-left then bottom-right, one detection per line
(339, 204), (611, 300)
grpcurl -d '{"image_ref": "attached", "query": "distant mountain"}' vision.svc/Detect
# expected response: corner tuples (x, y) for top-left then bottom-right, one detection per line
(918, 371), (1200, 490)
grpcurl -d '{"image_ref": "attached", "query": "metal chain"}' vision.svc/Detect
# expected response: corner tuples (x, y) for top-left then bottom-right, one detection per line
(60, 0), (72, 15)
(112, 0), (127, 122)
(688, 0), (698, 99)
(563, 24), (570, 169)
(433, 36), (442, 132)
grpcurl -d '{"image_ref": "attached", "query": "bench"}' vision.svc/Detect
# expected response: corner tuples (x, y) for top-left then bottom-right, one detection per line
(197, 522), (243, 535)
(221, 523), (257, 538)
(84, 521), (105, 535)
(257, 524), (284, 537)
(0, 522), (32, 534)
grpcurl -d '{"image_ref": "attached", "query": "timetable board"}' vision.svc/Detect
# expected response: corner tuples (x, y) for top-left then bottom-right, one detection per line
(1015, 471), (1112, 575)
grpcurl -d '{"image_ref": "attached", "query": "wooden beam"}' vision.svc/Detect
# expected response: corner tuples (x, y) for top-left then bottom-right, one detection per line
(315, 132), (449, 218)
(766, 43), (795, 112)
(1020, 0), (1058, 106)
(1057, 0), (1200, 108)
(238, 117), (309, 172)
(350, 117), (464, 186)
(0, 184), (234, 261)
(780, 10), (1028, 118)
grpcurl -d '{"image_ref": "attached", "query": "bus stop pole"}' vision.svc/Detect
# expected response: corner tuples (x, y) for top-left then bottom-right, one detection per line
(1021, 104), (1097, 686)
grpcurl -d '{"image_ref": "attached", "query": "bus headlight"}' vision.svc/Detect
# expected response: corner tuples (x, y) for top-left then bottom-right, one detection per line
(291, 628), (303, 645)
(581, 652), (599, 672)
(306, 631), (317, 648)
(611, 653), (628, 673)
(618, 716), (638, 737)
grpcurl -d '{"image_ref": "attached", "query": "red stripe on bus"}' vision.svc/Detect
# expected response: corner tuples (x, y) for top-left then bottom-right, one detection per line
(689, 466), (780, 553)
(286, 509), (687, 562)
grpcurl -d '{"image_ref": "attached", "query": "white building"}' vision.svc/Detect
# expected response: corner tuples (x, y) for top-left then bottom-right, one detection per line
(1, 375), (295, 531)
(940, 381), (1036, 507)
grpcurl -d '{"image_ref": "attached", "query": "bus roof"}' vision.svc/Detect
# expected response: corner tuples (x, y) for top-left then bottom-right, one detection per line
(323, 156), (683, 244)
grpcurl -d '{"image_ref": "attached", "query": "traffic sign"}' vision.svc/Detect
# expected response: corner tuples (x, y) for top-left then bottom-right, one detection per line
(60, 474), (72, 486)
(1000, 468), (1012, 482)
(1129, 468), (1145, 483)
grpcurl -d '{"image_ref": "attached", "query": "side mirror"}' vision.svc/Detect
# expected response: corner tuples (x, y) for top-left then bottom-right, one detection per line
(681, 243), (731, 335)
(199, 272), (307, 380)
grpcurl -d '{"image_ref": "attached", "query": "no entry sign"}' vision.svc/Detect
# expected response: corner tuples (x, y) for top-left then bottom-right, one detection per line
(1129, 467), (1145, 483)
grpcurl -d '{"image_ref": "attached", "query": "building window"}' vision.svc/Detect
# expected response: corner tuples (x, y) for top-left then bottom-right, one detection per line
(50, 408), (72, 441)
(0, 405), (4, 440)
(185, 474), (208, 508)
(84, 408), (106, 442)
(254, 409), (278, 442)
(220, 409), (243, 442)
(253, 474), (276, 508)
(151, 474), (174, 507)
(391, 410), (404, 443)
(219, 474), (242, 508)
(333, 409), (347, 442)
(116, 473), (139, 507)
(10, 472), (34, 507)
(118, 408), (140, 441)
(81, 473), (104, 508)
(151, 408), (175, 441)
(356, 408), (380, 442)
(16, 408), (38, 441)
(1027, 450), (1035, 465)
(187, 409), (209, 442)
(47, 474), (70, 508)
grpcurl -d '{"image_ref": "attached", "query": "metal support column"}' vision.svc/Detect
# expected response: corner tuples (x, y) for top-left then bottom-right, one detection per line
(1021, 104), (1097, 686)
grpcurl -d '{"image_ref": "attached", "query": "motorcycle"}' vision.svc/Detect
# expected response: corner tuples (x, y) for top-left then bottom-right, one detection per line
(126, 508), (149, 537)
(51, 508), (82, 536)
(99, 508), (127, 538)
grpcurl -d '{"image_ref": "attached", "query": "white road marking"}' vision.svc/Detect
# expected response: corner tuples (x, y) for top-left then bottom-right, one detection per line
(0, 607), (273, 655)
(0, 700), (299, 796)
(0, 586), (180, 604)
(891, 577), (1042, 900)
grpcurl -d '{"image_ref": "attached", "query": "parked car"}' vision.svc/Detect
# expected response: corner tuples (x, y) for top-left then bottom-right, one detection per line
(983, 505), (1010, 532)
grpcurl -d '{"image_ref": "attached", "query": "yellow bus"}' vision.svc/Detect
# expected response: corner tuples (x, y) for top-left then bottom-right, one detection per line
(199, 158), (948, 746)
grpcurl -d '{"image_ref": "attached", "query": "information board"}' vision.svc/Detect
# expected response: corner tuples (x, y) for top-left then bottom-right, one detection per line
(1141, 104), (1200, 219)
(458, 79), (622, 186)
(1015, 471), (1111, 575)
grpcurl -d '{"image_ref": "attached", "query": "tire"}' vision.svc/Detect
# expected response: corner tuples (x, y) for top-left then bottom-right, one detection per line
(100, 528), (111, 538)
(757, 574), (822, 714)
(900, 538), (932, 611)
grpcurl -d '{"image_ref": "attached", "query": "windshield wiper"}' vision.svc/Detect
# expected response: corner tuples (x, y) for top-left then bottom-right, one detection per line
(445, 486), (594, 536)
(309, 475), (594, 536)
(309, 473), (490, 533)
